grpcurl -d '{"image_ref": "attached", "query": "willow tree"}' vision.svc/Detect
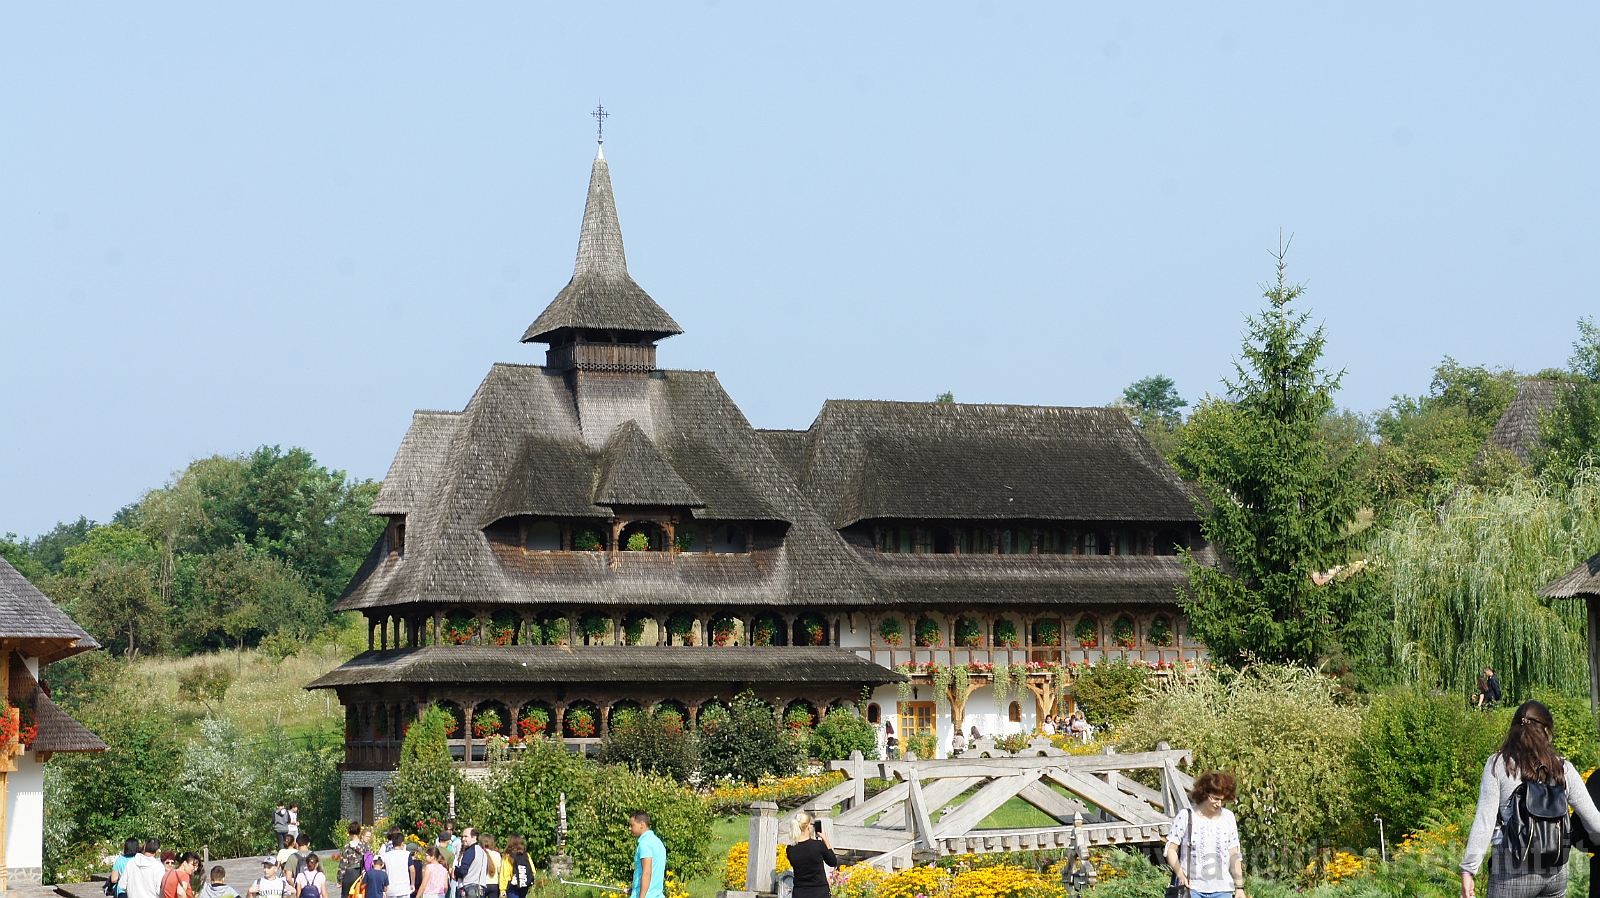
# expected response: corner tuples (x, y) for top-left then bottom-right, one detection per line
(1377, 468), (1600, 700)
(1176, 247), (1361, 666)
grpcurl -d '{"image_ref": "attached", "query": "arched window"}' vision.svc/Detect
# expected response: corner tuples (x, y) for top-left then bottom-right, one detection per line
(1157, 529), (1183, 556)
(619, 521), (666, 552)
(1082, 532), (1100, 555)
(867, 703), (881, 724)
(1008, 702), (1022, 722)
(971, 529), (994, 554)
(524, 520), (561, 552)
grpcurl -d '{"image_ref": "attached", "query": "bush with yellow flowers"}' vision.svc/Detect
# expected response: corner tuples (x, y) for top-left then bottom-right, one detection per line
(947, 865), (1064, 898)
(876, 865), (952, 898)
(829, 864), (891, 898)
(663, 870), (689, 898)
(720, 840), (792, 889)
(703, 773), (846, 815)
(1303, 850), (1370, 885)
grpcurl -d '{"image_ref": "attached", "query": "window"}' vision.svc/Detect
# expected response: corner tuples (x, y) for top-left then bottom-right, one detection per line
(1157, 529), (1183, 556)
(1081, 532), (1100, 555)
(900, 702), (936, 739)
(710, 525), (748, 554)
(387, 515), (407, 557)
(971, 529), (994, 554)
(525, 520), (561, 552)
(915, 529), (933, 554)
(1008, 702), (1022, 723)
(877, 526), (912, 554)
(1040, 529), (1069, 554)
(933, 528), (956, 554)
(677, 529), (706, 553)
(867, 703), (881, 724)
(1113, 530), (1133, 555)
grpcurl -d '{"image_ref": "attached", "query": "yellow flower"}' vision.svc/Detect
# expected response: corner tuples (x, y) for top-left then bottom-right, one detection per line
(664, 870), (689, 898)
(1303, 850), (1369, 884)
(877, 865), (951, 898)
(947, 865), (1063, 898)
(720, 841), (792, 889)
(832, 865), (891, 898)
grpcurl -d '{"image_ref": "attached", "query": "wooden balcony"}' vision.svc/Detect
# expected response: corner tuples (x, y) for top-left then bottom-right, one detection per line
(547, 342), (656, 372)
(342, 741), (401, 771)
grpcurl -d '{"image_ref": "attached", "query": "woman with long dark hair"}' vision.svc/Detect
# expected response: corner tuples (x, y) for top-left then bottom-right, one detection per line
(1462, 700), (1600, 898)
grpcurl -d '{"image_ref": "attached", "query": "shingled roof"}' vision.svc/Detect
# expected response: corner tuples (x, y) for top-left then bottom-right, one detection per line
(521, 146), (682, 344)
(794, 401), (1202, 528)
(1480, 379), (1565, 466)
(307, 646), (903, 689)
(1538, 552), (1600, 599)
(27, 687), (106, 754)
(0, 557), (97, 664)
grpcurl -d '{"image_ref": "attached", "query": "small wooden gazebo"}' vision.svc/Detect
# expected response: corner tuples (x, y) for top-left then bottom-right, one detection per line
(1539, 552), (1600, 712)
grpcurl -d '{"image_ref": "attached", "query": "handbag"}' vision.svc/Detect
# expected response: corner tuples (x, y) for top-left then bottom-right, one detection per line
(1165, 808), (1194, 898)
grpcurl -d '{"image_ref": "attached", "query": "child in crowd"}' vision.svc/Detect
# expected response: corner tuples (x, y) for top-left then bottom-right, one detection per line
(200, 867), (239, 898)
(362, 857), (389, 898)
(250, 859), (288, 898)
(420, 848), (449, 898)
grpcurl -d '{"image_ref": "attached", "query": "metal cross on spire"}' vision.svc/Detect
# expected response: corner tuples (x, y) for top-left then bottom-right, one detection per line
(592, 102), (609, 143)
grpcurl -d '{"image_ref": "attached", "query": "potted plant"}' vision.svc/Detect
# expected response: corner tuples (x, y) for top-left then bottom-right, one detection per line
(785, 706), (814, 732)
(878, 618), (904, 646)
(1112, 615), (1138, 648)
(1148, 616), (1173, 647)
(442, 612), (478, 645)
(623, 616), (646, 645)
(626, 531), (651, 551)
(543, 616), (570, 646)
(472, 708), (504, 740)
(711, 617), (737, 645)
(566, 707), (596, 738)
(751, 614), (779, 646)
(993, 619), (1020, 647)
(1073, 616), (1099, 648)
(798, 613), (826, 646)
(667, 613), (696, 645)
(489, 611), (519, 645)
(573, 530), (602, 552)
(1033, 618), (1061, 646)
(580, 612), (611, 644)
(915, 617), (944, 647)
(442, 715), (460, 738)
(518, 708), (550, 738)
(954, 616), (982, 647)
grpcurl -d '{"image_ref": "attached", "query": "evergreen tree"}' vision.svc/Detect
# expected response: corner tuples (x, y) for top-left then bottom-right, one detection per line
(1176, 247), (1361, 665)
(385, 705), (483, 838)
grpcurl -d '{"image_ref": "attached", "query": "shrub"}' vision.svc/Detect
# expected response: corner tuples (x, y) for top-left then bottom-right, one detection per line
(810, 708), (879, 761)
(597, 710), (699, 782)
(1532, 690), (1600, 772)
(701, 772), (845, 815)
(906, 734), (937, 759)
(386, 705), (485, 837)
(481, 739), (593, 866)
(698, 691), (806, 784)
(1118, 664), (1361, 875)
(568, 765), (713, 883)
(1349, 687), (1483, 837)
(1071, 660), (1152, 728)
(876, 865), (950, 898)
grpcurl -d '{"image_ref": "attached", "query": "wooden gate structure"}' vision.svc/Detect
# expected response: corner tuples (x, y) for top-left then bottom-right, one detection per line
(731, 737), (1194, 891)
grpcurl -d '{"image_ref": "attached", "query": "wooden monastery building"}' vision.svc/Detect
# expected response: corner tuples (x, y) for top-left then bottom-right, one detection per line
(309, 140), (1213, 821)
(1, 557), (106, 891)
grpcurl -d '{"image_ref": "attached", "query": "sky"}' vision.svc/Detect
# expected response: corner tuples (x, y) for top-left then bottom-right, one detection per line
(2, 4), (1597, 537)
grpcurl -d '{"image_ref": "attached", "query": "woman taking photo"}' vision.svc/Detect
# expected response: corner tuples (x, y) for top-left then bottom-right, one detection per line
(783, 812), (838, 898)
(1462, 700), (1600, 898)
(1165, 771), (1245, 898)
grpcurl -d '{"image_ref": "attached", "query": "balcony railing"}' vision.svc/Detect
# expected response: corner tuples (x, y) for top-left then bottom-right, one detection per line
(546, 342), (656, 372)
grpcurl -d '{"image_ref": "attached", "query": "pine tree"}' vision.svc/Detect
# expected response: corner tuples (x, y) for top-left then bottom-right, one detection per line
(1176, 245), (1361, 665)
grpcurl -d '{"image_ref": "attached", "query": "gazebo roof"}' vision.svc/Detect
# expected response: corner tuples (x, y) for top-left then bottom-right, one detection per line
(1538, 552), (1600, 599)
(0, 556), (97, 664)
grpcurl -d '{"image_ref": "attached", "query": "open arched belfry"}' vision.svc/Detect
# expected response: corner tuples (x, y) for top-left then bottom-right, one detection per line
(309, 138), (1213, 822)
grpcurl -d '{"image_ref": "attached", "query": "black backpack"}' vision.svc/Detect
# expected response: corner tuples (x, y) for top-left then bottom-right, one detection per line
(1502, 766), (1572, 874)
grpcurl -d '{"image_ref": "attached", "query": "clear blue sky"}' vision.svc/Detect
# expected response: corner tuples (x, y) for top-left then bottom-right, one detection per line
(2, 4), (1596, 537)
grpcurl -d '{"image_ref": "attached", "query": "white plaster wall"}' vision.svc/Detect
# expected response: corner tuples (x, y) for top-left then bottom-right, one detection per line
(836, 626), (870, 649)
(7, 752), (46, 870)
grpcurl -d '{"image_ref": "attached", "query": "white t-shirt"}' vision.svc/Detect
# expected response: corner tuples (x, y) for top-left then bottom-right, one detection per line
(380, 848), (413, 897)
(252, 877), (288, 898)
(1166, 808), (1240, 895)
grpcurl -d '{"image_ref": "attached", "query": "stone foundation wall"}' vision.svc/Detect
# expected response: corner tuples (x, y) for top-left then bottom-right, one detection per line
(340, 770), (395, 822)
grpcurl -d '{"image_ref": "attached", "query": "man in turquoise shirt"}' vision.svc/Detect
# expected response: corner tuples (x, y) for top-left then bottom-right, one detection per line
(628, 811), (666, 898)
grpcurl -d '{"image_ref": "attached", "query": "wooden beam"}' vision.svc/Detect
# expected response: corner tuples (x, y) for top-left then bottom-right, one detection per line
(933, 770), (1042, 838)
(866, 749), (1190, 779)
(834, 783), (908, 827)
(905, 769), (937, 850)
(1018, 780), (1090, 823)
(1588, 596), (1600, 715)
(826, 824), (919, 854)
(1043, 769), (1169, 825)
(1114, 773), (1165, 808)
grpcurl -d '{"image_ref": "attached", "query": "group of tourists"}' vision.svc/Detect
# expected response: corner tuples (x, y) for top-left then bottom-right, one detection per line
(1038, 712), (1092, 742)
(1159, 699), (1600, 898)
(335, 823), (536, 898)
(107, 840), (235, 898)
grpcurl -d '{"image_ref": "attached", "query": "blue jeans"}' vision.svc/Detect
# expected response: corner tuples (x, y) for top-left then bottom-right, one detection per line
(1193, 892), (1234, 898)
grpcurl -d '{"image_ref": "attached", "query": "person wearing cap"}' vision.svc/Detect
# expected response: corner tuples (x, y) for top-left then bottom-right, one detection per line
(250, 858), (288, 898)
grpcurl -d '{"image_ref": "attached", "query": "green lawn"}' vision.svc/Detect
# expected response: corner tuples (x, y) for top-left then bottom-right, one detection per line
(687, 814), (751, 898)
